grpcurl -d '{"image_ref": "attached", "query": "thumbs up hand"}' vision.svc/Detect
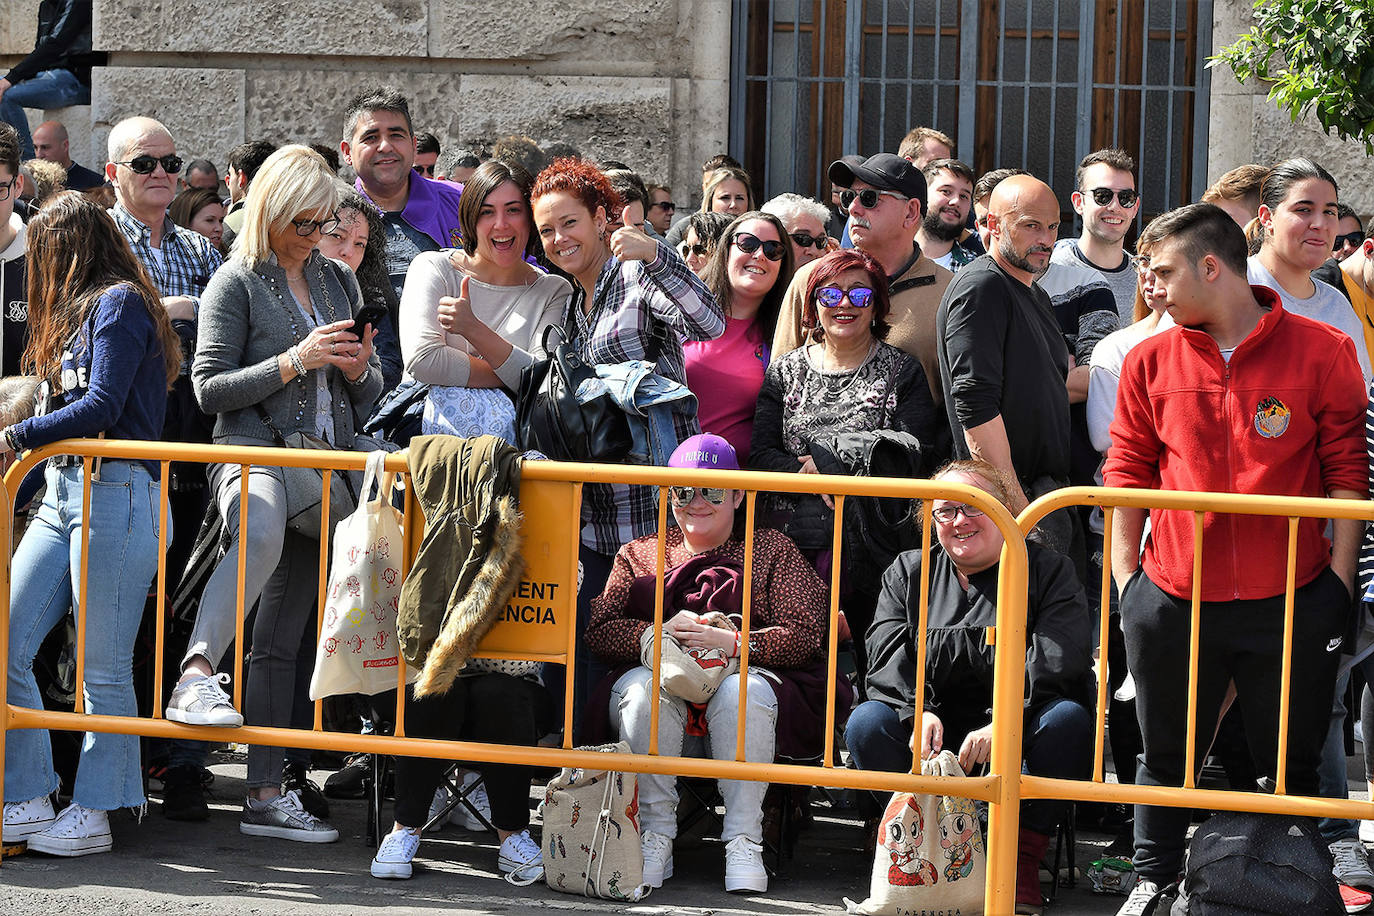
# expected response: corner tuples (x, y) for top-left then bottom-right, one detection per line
(609, 219), (658, 264)
(437, 274), (476, 335)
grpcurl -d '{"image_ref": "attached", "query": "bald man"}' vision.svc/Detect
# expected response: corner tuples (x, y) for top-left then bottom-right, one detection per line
(936, 174), (1077, 550)
(31, 120), (102, 190)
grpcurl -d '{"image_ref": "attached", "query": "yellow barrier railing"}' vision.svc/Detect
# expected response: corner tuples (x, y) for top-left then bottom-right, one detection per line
(1018, 486), (1374, 825)
(0, 439), (1030, 912)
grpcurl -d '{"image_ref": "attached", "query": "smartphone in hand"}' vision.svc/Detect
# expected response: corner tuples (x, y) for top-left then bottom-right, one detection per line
(349, 304), (389, 337)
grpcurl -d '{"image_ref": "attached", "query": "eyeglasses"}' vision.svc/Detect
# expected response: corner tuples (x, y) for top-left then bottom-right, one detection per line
(931, 503), (986, 524)
(1335, 230), (1365, 252)
(652, 201), (676, 212)
(291, 214), (341, 236)
(668, 486), (729, 508)
(840, 188), (907, 212)
(114, 154), (184, 175)
(790, 231), (827, 251)
(0, 178), (13, 203)
(732, 231), (786, 261)
(680, 243), (711, 259)
(815, 286), (875, 309)
(1087, 187), (1139, 208)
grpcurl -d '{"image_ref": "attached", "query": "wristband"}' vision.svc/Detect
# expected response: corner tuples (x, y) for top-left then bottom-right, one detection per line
(288, 346), (307, 378)
(3, 425), (18, 452)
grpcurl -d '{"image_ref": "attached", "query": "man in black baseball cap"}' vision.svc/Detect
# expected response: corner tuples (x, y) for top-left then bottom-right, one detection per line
(773, 152), (953, 436)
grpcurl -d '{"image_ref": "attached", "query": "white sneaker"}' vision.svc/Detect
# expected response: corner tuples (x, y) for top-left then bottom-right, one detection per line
(167, 673), (244, 727)
(26, 803), (112, 856)
(451, 770), (492, 832)
(1361, 821), (1374, 845)
(1333, 838), (1374, 889)
(641, 829), (674, 888)
(427, 786), (451, 829)
(724, 834), (767, 894)
(1115, 878), (1161, 916)
(3, 794), (56, 843)
(498, 828), (544, 885)
(371, 826), (420, 879)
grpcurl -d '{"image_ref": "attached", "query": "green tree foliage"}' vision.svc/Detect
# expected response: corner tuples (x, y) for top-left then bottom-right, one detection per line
(1212, 0), (1374, 153)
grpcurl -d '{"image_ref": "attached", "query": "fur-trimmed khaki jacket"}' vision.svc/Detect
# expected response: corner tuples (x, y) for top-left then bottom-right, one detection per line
(398, 434), (524, 696)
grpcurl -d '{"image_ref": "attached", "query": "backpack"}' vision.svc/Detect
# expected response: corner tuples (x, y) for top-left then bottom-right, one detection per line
(1142, 811), (1343, 915)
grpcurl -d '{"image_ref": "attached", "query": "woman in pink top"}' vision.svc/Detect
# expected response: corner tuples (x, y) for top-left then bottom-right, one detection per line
(684, 211), (794, 464)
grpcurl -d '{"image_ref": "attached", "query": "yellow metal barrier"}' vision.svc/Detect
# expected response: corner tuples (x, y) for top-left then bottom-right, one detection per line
(1017, 486), (1374, 825)
(0, 438), (1029, 913)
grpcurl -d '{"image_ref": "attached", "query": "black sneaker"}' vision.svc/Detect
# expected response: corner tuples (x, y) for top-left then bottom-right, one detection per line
(283, 761), (330, 819)
(161, 765), (210, 822)
(323, 753), (370, 799)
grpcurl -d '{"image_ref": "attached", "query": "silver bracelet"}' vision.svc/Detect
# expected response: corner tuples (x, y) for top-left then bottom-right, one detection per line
(288, 346), (307, 378)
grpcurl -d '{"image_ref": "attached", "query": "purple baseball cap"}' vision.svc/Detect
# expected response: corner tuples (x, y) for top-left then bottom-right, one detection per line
(668, 434), (739, 471)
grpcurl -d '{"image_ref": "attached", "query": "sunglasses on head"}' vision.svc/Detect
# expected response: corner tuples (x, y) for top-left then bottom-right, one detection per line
(732, 231), (786, 261)
(115, 154), (184, 176)
(790, 231), (827, 251)
(291, 214), (340, 236)
(1335, 230), (1365, 251)
(1087, 187), (1139, 208)
(668, 486), (729, 508)
(839, 188), (906, 211)
(815, 286), (875, 309)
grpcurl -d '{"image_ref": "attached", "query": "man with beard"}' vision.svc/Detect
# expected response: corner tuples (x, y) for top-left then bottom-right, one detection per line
(1053, 149), (1141, 324)
(916, 158), (981, 272)
(937, 174), (1079, 562)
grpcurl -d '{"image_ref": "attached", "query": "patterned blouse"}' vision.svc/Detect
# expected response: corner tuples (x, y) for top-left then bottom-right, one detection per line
(586, 526), (828, 670)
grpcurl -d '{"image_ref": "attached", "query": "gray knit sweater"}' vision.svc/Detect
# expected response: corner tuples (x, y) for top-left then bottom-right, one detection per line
(193, 251), (383, 445)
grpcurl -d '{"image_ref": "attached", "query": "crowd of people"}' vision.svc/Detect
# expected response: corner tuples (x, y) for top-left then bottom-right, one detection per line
(2, 63), (1374, 916)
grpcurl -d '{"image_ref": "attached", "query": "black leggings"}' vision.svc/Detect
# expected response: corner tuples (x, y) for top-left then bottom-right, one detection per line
(391, 673), (554, 832)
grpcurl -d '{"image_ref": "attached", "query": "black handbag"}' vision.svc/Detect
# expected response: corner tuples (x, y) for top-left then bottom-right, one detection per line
(514, 324), (633, 462)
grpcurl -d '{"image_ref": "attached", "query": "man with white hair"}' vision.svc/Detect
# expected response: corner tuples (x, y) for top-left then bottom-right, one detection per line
(31, 119), (102, 190)
(761, 192), (832, 269)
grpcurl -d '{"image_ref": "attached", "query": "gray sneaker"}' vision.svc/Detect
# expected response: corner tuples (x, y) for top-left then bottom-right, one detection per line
(167, 673), (243, 727)
(1332, 837), (1374, 889)
(240, 790), (339, 843)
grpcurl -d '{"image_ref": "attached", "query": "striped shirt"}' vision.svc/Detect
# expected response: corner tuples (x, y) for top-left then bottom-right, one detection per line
(574, 239), (724, 555)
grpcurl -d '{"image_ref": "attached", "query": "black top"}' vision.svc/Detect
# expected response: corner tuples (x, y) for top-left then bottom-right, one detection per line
(936, 254), (1070, 483)
(5, 0), (104, 87)
(1313, 258), (1353, 305)
(63, 162), (104, 191)
(863, 542), (1094, 734)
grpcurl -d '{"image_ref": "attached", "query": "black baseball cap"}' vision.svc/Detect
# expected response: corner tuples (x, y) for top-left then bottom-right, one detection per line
(828, 153), (926, 202)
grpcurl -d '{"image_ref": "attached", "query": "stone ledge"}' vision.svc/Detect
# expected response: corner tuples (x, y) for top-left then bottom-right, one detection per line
(91, 67), (246, 166)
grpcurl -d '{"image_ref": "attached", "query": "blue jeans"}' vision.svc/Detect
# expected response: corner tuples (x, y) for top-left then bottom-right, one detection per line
(5, 461), (163, 810)
(0, 69), (90, 159)
(846, 696), (1093, 835)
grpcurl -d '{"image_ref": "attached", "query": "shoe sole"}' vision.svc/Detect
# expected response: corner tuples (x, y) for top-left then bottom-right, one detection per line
(166, 708), (243, 728)
(239, 822), (339, 843)
(3, 820), (56, 843)
(26, 834), (113, 856)
(725, 875), (768, 894)
(498, 856), (544, 880)
(643, 858), (673, 888)
(370, 860), (413, 879)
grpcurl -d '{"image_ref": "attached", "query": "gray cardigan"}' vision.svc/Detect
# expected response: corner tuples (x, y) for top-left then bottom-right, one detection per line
(193, 251), (383, 445)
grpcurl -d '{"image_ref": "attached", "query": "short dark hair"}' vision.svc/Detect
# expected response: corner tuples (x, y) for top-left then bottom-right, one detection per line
(458, 159), (536, 258)
(0, 122), (19, 175)
(415, 132), (440, 156)
(1075, 148), (1136, 190)
(185, 158), (217, 178)
(1137, 203), (1248, 277)
(682, 210), (733, 251)
(921, 157), (975, 189)
(598, 159), (632, 171)
(1337, 203), (1363, 231)
(491, 135), (547, 180)
(604, 168), (648, 217)
(542, 141), (581, 162)
(308, 142), (340, 173)
(343, 85), (413, 141)
(226, 140), (278, 183)
(972, 167), (1028, 205)
(436, 148), (481, 178)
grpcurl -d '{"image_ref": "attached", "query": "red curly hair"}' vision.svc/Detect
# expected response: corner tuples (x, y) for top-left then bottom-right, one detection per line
(531, 157), (622, 217)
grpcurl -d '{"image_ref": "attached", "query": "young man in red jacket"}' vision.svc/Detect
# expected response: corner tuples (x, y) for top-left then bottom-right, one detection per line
(1103, 203), (1367, 916)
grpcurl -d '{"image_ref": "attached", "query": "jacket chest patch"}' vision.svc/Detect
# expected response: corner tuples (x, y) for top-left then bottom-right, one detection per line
(1254, 396), (1291, 439)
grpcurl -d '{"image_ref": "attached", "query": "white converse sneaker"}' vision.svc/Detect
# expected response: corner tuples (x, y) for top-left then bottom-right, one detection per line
(26, 803), (112, 856)
(167, 673), (243, 727)
(724, 834), (767, 894)
(1361, 820), (1374, 845)
(451, 770), (492, 832)
(3, 794), (56, 843)
(427, 786), (452, 829)
(1116, 878), (1161, 916)
(641, 829), (674, 888)
(371, 826), (420, 879)
(498, 828), (544, 885)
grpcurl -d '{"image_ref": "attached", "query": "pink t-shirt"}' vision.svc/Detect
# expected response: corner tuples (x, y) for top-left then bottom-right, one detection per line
(684, 316), (769, 465)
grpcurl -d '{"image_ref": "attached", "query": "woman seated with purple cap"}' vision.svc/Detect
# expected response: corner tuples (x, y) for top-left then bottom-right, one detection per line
(584, 434), (843, 896)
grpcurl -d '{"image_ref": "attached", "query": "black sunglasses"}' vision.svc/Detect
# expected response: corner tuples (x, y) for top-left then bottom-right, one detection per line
(680, 243), (711, 259)
(1335, 230), (1365, 252)
(416, 164), (435, 177)
(732, 231), (786, 261)
(668, 486), (729, 508)
(839, 187), (906, 211)
(1087, 187), (1139, 208)
(114, 154), (184, 176)
(291, 214), (340, 236)
(790, 231), (827, 251)
(652, 201), (676, 212)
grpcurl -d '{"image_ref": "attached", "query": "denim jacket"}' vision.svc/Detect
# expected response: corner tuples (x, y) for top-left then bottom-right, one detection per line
(578, 360), (699, 466)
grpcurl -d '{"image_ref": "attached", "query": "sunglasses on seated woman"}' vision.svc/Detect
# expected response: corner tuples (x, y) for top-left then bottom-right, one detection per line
(731, 232), (786, 261)
(668, 486), (729, 508)
(814, 286), (875, 309)
(790, 231), (827, 251)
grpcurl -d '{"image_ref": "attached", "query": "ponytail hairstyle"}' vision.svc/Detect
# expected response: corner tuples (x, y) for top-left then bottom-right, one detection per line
(1257, 158), (1339, 251)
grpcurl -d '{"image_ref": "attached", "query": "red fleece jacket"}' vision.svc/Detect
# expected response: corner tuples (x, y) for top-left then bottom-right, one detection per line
(1104, 286), (1367, 601)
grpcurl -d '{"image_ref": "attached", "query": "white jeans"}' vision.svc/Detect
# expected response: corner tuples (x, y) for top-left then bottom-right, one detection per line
(609, 666), (778, 843)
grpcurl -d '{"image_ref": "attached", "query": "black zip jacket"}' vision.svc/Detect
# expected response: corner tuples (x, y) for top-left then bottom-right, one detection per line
(6, 0), (103, 87)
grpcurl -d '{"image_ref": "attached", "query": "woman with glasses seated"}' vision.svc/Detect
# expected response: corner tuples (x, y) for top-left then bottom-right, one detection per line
(684, 211), (793, 464)
(847, 458), (1094, 915)
(171, 145), (382, 843)
(762, 193), (835, 268)
(585, 435), (835, 896)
